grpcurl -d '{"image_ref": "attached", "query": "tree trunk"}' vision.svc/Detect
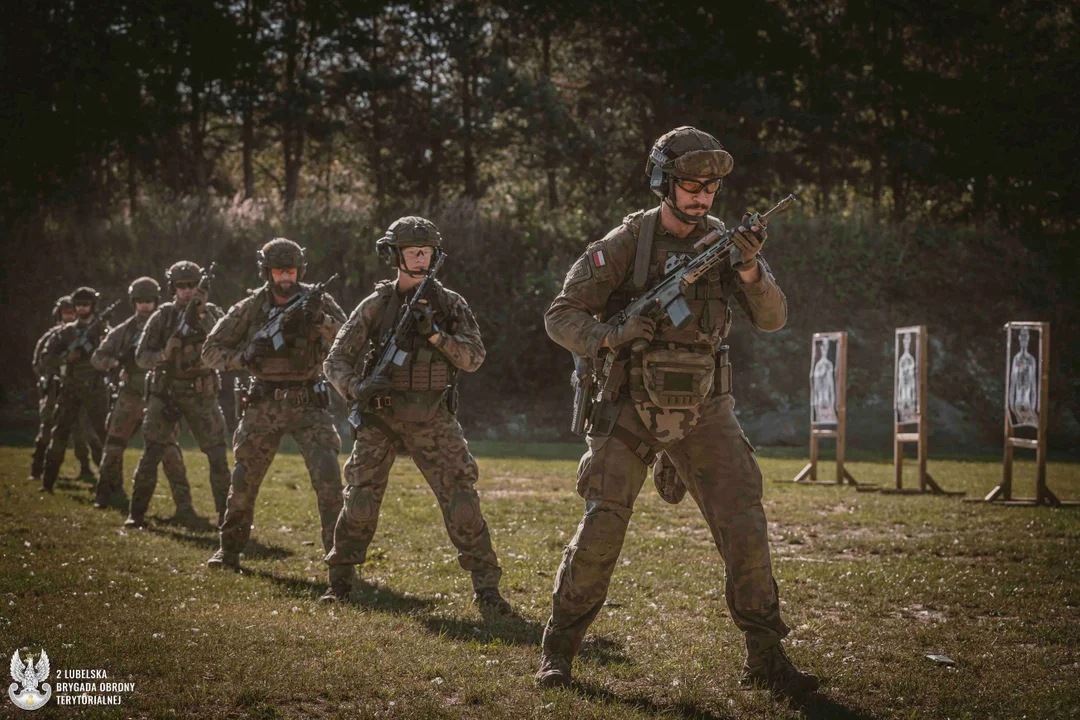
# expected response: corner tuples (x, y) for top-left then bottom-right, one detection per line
(282, 3), (302, 215)
(461, 57), (477, 199)
(242, 0), (256, 200)
(542, 25), (558, 209)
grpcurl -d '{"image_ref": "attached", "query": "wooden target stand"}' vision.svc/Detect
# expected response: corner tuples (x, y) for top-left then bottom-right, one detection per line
(965, 322), (1077, 507)
(778, 332), (867, 488)
(879, 326), (963, 496)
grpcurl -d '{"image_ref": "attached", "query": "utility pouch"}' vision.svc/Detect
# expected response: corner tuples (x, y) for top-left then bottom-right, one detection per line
(161, 394), (182, 423)
(234, 376), (250, 421)
(312, 379), (331, 409)
(588, 398), (619, 437)
(641, 347), (715, 408)
(714, 345), (732, 396)
(445, 384), (460, 415)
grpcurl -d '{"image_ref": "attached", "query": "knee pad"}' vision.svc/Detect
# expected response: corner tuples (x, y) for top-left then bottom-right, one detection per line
(343, 486), (379, 525)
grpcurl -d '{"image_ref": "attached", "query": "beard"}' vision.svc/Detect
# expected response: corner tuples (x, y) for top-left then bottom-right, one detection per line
(271, 280), (298, 298)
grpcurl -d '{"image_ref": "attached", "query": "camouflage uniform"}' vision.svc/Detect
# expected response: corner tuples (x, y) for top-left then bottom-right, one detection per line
(322, 274), (503, 595)
(538, 127), (815, 694)
(90, 311), (191, 510)
(130, 289), (229, 523)
(39, 300), (110, 491)
(201, 273), (348, 582)
(31, 323), (99, 479)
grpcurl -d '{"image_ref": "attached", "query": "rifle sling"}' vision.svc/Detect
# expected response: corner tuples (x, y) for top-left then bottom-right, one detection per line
(632, 205), (661, 292)
(360, 411), (402, 447)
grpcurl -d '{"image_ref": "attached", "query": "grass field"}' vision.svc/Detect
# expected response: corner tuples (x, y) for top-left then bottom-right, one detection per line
(1, 443), (1078, 719)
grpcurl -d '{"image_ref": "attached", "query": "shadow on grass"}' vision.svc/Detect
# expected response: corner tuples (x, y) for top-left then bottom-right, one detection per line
(573, 680), (737, 720)
(149, 526), (295, 561)
(256, 571), (438, 616)
(787, 690), (874, 720)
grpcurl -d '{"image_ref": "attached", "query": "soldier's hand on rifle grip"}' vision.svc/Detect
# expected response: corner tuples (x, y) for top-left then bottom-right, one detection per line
(606, 315), (656, 351)
(730, 212), (767, 271)
(241, 335), (273, 366)
(300, 292), (325, 324)
(164, 336), (183, 360)
(192, 286), (209, 311)
(413, 302), (437, 338)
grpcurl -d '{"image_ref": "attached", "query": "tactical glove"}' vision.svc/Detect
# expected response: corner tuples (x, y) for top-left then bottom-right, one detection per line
(300, 292), (325, 324)
(730, 212), (767, 271)
(606, 315), (656, 350)
(163, 336), (183, 360)
(413, 303), (437, 337)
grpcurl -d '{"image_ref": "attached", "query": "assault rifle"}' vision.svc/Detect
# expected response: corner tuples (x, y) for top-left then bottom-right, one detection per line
(172, 262), (217, 340)
(251, 272), (340, 351)
(347, 254), (446, 430)
(61, 299), (122, 358)
(608, 194), (798, 331)
(568, 194), (798, 436)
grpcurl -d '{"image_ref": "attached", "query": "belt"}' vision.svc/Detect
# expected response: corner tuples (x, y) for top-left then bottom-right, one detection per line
(250, 378), (317, 403)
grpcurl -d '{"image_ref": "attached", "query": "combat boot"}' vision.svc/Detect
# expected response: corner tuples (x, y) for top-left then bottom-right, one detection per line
(169, 505), (209, 530)
(79, 461), (95, 481)
(123, 513), (147, 529)
(474, 588), (514, 617)
(319, 565), (356, 603)
(740, 644), (820, 696)
(206, 549), (243, 572)
(535, 653), (572, 689)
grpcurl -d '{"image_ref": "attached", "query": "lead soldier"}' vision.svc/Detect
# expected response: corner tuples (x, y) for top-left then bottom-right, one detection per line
(536, 127), (819, 696)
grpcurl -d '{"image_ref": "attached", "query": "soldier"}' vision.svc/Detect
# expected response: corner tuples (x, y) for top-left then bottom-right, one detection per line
(127, 261), (230, 528)
(90, 277), (196, 518)
(320, 217), (511, 613)
(536, 127), (819, 695)
(30, 295), (99, 482)
(39, 287), (111, 492)
(200, 238), (349, 598)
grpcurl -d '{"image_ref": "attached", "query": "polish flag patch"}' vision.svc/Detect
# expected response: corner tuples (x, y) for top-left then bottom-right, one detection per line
(591, 249), (606, 267)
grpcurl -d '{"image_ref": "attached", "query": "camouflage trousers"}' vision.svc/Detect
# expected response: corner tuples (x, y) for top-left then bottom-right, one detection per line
(542, 393), (790, 663)
(325, 407), (502, 592)
(131, 380), (230, 520)
(218, 394), (344, 571)
(95, 387), (191, 509)
(41, 380), (108, 490)
(32, 388), (100, 478)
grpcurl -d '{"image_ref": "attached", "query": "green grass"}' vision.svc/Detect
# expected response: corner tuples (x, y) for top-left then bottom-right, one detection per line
(1, 445), (1078, 719)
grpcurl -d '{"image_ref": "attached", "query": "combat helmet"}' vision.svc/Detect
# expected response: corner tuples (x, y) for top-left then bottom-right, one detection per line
(376, 216), (443, 276)
(70, 286), (100, 312)
(257, 238), (307, 281)
(128, 276), (161, 307)
(646, 126), (733, 223)
(165, 261), (203, 292)
(52, 295), (74, 323)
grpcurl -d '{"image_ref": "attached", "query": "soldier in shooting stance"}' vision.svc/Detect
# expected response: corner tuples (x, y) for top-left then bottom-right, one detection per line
(30, 295), (101, 483)
(128, 261), (230, 528)
(90, 277), (194, 517)
(200, 238), (350, 597)
(38, 287), (111, 493)
(537, 127), (818, 695)
(321, 217), (511, 612)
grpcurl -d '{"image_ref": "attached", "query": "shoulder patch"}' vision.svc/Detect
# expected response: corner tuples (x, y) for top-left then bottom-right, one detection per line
(563, 255), (593, 289)
(585, 240), (614, 281)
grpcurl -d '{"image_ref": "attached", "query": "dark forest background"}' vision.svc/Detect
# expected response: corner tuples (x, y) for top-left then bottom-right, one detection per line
(1, 0), (1077, 450)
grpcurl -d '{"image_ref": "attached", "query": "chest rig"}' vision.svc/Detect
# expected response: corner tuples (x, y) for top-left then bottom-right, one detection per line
(371, 281), (456, 395)
(249, 291), (326, 378)
(161, 303), (212, 377)
(605, 208), (732, 410)
(119, 317), (147, 392)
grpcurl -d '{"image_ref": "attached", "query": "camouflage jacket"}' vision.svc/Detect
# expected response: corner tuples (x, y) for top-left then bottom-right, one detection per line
(33, 325), (61, 377)
(41, 315), (109, 385)
(200, 283), (346, 382)
(136, 300), (224, 378)
(92, 313), (149, 395)
(324, 278), (485, 404)
(545, 209), (788, 358)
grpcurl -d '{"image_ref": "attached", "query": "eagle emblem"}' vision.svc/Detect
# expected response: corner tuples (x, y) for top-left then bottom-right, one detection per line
(8, 648), (52, 711)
